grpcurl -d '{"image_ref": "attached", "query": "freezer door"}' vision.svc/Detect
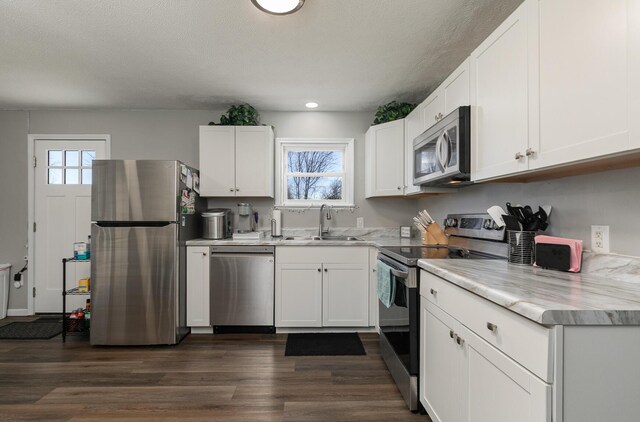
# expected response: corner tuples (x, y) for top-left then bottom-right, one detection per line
(90, 223), (179, 345)
(92, 160), (179, 222)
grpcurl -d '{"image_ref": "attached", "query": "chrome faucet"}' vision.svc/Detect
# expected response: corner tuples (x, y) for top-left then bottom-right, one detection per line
(319, 204), (331, 239)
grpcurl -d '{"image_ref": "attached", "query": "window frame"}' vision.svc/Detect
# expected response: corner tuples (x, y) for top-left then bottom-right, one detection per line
(275, 138), (355, 207)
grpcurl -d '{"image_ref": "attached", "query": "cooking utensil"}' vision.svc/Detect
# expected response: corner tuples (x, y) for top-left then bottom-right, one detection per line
(502, 215), (522, 231)
(487, 206), (507, 228)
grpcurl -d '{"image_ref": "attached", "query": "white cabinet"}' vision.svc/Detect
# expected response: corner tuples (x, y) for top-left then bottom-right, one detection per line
(322, 263), (369, 327)
(631, 0), (640, 149)
(422, 90), (444, 130)
(530, 0), (632, 169)
(199, 125), (274, 197)
(470, 1), (535, 181)
(462, 326), (552, 422)
(365, 120), (405, 197)
(275, 263), (323, 327)
(420, 298), (465, 422)
(441, 58), (471, 116)
(186, 246), (210, 327)
(275, 247), (369, 328)
(404, 103), (425, 195)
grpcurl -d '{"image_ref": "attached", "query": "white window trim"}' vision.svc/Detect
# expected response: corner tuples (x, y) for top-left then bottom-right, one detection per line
(275, 138), (355, 207)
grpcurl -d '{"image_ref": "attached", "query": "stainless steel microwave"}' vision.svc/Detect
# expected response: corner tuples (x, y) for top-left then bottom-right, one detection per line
(413, 106), (471, 187)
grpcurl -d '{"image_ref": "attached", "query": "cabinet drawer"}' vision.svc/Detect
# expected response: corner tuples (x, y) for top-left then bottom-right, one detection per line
(421, 270), (553, 382)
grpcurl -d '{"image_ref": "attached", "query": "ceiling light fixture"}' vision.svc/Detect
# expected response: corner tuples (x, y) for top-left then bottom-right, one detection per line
(251, 0), (305, 15)
(305, 102), (319, 109)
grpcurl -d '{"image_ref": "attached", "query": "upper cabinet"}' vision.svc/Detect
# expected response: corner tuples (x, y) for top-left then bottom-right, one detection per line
(365, 119), (406, 197)
(530, 0), (633, 169)
(470, 1), (534, 182)
(404, 103), (426, 195)
(441, 58), (471, 116)
(471, 0), (640, 182)
(199, 125), (274, 197)
(422, 90), (444, 130)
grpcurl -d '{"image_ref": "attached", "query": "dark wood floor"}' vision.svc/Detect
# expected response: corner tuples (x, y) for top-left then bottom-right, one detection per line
(0, 317), (429, 421)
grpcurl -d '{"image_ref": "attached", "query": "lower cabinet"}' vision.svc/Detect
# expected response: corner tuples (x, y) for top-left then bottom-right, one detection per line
(421, 296), (552, 422)
(186, 246), (210, 327)
(275, 263), (323, 327)
(275, 247), (370, 328)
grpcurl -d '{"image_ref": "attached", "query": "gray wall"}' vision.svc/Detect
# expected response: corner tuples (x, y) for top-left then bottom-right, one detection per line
(418, 166), (640, 257)
(0, 109), (417, 312)
(207, 111), (419, 230)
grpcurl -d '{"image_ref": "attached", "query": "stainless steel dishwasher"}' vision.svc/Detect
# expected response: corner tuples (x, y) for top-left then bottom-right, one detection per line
(210, 245), (275, 333)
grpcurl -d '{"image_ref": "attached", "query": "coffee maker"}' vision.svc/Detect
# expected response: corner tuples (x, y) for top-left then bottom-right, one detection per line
(236, 203), (255, 233)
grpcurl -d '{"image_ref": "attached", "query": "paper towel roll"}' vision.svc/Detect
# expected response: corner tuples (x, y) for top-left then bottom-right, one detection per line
(271, 209), (282, 237)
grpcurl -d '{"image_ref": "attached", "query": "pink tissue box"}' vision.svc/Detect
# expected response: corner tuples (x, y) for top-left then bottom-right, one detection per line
(534, 235), (583, 272)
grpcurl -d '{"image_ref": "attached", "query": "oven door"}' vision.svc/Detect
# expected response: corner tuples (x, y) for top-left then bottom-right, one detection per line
(377, 255), (419, 376)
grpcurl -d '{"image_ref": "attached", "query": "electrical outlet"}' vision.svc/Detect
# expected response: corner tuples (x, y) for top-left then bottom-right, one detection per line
(356, 217), (364, 229)
(591, 225), (610, 254)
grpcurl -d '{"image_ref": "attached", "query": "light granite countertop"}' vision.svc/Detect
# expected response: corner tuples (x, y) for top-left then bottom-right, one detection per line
(417, 254), (640, 326)
(186, 227), (424, 248)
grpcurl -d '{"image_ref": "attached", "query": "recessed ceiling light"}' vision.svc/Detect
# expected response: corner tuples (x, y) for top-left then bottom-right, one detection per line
(251, 0), (305, 15)
(305, 102), (319, 109)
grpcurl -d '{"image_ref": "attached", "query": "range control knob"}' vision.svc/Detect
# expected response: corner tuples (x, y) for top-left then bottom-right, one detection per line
(449, 218), (458, 228)
(483, 219), (493, 229)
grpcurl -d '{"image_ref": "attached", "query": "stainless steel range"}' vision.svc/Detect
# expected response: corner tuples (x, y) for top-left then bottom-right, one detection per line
(376, 213), (508, 412)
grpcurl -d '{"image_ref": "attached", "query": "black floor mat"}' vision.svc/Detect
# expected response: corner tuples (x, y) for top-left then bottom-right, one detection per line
(285, 333), (366, 356)
(0, 322), (62, 340)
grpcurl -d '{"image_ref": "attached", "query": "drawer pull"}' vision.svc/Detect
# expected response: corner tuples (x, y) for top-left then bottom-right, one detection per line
(487, 322), (498, 332)
(430, 288), (437, 296)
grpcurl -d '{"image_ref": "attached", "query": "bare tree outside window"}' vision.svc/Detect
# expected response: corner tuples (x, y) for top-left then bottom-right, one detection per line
(287, 151), (343, 200)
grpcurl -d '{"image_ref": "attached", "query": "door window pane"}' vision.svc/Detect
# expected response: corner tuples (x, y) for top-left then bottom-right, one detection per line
(287, 176), (342, 200)
(81, 150), (96, 167)
(48, 150), (63, 166)
(81, 169), (92, 184)
(48, 169), (63, 184)
(65, 150), (79, 167)
(65, 169), (79, 184)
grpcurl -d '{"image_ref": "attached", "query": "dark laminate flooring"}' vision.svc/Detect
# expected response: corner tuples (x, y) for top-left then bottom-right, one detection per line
(0, 317), (429, 421)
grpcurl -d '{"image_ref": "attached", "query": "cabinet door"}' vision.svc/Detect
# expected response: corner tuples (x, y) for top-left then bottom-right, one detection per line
(421, 299), (462, 422)
(199, 126), (236, 196)
(186, 247), (210, 327)
(235, 126), (274, 197)
(404, 104), (426, 195)
(275, 263), (323, 327)
(365, 120), (405, 197)
(631, 0), (640, 149)
(423, 90), (445, 130)
(442, 58), (471, 115)
(470, 1), (534, 181)
(322, 263), (369, 327)
(461, 327), (552, 422)
(531, 0), (631, 169)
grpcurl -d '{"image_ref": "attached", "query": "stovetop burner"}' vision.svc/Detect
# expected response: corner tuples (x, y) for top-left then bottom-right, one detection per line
(379, 245), (495, 267)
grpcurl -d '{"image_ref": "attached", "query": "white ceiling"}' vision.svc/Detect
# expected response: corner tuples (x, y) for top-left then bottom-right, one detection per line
(0, 0), (521, 111)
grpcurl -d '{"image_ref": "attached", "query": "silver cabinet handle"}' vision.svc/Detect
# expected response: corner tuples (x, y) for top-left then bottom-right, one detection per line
(430, 288), (437, 296)
(324, 268), (328, 272)
(397, 186), (402, 190)
(456, 335), (464, 346)
(229, 188), (235, 192)
(487, 322), (498, 332)
(449, 330), (454, 339)
(202, 252), (206, 256)
(235, 188), (239, 192)
(317, 268), (321, 272)
(525, 148), (535, 157)
(515, 152), (524, 160)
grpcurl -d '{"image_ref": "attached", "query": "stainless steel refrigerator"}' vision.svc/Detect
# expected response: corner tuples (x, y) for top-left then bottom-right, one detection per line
(90, 160), (202, 345)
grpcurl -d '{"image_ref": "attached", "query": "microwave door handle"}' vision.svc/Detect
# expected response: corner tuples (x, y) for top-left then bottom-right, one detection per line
(436, 131), (446, 173)
(441, 131), (452, 169)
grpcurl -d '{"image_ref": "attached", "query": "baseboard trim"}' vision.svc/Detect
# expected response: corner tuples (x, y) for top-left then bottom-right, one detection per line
(276, 327), (377, 334)
(189, 327), (214, 334)
(7, 309), (30, 317)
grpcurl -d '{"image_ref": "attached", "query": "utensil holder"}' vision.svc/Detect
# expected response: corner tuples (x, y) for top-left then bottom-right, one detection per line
(507, 231), (536, 265)
(422, 223), (449, 245)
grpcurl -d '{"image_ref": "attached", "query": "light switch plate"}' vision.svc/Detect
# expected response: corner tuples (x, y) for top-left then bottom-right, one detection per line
(356, 217), (364, 229)
(400, 226), (412, 238)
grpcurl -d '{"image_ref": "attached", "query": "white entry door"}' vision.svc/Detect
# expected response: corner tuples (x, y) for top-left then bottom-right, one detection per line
(34, 139), (107, 313)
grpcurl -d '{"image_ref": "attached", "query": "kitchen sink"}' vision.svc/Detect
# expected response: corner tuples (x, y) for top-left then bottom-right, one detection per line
(283, 236), (362, 241)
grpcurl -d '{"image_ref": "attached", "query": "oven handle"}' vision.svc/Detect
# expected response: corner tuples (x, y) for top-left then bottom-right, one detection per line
(389, 267), (409, 279)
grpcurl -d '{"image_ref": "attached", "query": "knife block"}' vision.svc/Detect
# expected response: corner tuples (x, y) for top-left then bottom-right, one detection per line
(422, 222), (449, 245)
